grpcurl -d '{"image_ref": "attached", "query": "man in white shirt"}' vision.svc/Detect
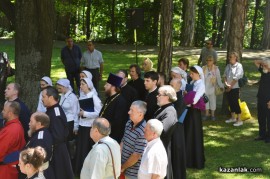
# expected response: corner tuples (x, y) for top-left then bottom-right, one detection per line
(81, 117), (121, 179)
(138, 119), (168, 179)
(81, 40), (104, 93)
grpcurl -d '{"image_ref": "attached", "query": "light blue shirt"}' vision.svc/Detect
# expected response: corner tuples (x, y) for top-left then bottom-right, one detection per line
(81, 49), (104, 69)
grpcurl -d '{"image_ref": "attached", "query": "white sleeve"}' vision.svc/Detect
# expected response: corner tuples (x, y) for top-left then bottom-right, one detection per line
(193, 81), (205, 104)
(83, 95), (103, 119)
(216, 67), (224, 88)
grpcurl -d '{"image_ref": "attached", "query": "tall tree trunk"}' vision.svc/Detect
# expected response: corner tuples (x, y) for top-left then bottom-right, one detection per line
(180, 0), (196, 47)
(194, 0), (206, 47)
(158, 0), (173, 82)
(222, 0), (233, 49)
(226, 0), (248, 62)
(221, 0), (248, 115)
(151, 0), (161, 45)
(86, 0), (91, 39)
(212, 2), (218, 45)
(250, 0), (261, 49)
(15, 0), (55, 111)
(216, 0), (226, 47)
(110, 0), (116, 42)
(261, 0), (270, 49)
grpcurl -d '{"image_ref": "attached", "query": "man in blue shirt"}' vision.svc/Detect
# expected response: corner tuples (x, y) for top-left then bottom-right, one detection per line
(61, 37), (82, 93)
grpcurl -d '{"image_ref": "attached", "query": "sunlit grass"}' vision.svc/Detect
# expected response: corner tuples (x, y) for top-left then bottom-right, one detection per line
(1, 39), (269, 179)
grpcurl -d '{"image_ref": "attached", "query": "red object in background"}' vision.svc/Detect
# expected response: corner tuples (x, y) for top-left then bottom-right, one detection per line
(119, 172), (125, 179)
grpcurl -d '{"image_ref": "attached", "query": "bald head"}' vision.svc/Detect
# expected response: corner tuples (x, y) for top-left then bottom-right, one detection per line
(92, 118), (111, 136)
(170, 78), (182, 92)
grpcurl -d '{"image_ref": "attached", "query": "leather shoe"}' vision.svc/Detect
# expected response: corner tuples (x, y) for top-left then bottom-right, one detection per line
(254, 136), (265, 141)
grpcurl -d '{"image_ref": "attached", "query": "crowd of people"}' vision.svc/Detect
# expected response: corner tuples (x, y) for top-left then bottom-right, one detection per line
(0, 38), (270, 179)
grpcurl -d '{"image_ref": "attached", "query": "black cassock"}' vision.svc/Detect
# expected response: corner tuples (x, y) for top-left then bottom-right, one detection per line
(26, 128), (55, 179)
(153, 104), (177, 179)
(120, 83), (139, 108)
(127, 78), (147, 101)
(172, 91), (187, 179)
(99, 93), (129, 143)
(46, 103), (74, 179)
(144, 87), (159, 121)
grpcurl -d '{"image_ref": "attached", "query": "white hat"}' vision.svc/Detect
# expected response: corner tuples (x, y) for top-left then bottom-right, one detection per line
(82, 78), (94, 90)
(193, 65), (204, 80)
(41, 76), (52, 86)
(56, 79), (73, 91)
(81, 70), (93, 80)
(171, 66), (187, 81)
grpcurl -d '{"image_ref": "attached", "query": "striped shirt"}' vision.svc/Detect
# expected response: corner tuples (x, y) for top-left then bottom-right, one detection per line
(121, 120), (147, 177)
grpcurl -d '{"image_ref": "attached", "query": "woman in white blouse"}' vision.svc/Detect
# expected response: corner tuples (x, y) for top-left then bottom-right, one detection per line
(224, 52), (244, 126)
(203, 56), (224, 120)
(56, 79), (80, 158)
(75, 77), (102, 174)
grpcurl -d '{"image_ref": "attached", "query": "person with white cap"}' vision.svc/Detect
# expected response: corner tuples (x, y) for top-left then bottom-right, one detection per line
(75, 77), (102, 175)
(183, 65), (205, 169)
(37, 76), (52, 113)
(170, 66), (187, 91)
(56, 78), (80, 160)
(79, 70), (98, 97)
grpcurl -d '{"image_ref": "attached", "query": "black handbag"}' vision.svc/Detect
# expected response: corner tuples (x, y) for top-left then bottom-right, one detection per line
(203, 93), (209, 103)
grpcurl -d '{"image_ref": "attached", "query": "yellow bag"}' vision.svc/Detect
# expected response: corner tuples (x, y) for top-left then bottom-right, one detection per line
(240, 100), (251, 121)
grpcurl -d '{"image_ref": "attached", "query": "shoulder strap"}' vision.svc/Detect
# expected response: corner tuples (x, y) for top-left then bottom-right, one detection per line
(98, 141), (117, 179)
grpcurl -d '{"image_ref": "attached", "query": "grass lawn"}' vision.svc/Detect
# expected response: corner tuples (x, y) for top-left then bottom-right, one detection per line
(1, 39), (269, 178)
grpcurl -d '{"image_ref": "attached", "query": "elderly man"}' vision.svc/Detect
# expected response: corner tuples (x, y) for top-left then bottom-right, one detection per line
(138, 119), (168, 179)
(26, 112), (55, 179)
(153, 85), (179, 179)
(81, 40), (104, 93)
(99, 73), (129, 143)
(81, 118), (121, 179)
(254, 58), (270, 143)
(197, 39), (218, 66)
(121, 100), (147, 179)
(0, 101), (25, 179)
(42, 86), (73, 179)
(5, 83), (31, 140)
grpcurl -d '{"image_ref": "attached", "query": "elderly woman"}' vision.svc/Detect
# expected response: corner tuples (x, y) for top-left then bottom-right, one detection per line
(224, 52), (244, 126)
(254, 58), (270, 142)
(142, 58), (155, 72)
(184, 65), (205, 169)
(37, 76), (52, 112)
(56, 78), (80, 159)
(170, 66), (187, 91)
(202, 56), (224, 120)
(153, 85), (178, 179)
(75, 77), (102, 174)
(19, 147), (46, 179)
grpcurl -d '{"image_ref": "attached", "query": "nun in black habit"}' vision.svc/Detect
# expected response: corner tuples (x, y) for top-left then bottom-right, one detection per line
(153, 85), (178, 179)
(183, 65), (206, 169)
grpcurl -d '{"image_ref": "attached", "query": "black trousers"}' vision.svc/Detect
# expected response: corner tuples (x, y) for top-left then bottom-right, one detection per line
(227, 88), (241, 114)
(257, 98), (270, 139)
(65, 69), (80, 93)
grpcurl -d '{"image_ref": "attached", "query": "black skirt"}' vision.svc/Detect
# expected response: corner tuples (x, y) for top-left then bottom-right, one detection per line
(74, 125), (95, 174)
(171, 123), (186, 179)
(184, 108), (205, 169)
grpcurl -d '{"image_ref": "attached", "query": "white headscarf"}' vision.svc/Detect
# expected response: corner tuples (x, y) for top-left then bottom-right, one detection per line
(41, 76), (52, 86)
(193, 65), (204, 81)
(81, 70), (93, 80)
(171, 66), (187, 81)
(57, 79), (73, 91)
(82, 78), (98, 95)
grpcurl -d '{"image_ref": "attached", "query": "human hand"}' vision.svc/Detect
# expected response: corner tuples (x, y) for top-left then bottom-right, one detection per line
(79, 109), (84, 117)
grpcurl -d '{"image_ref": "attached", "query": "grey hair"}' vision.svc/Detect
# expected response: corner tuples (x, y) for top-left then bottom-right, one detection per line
(92, 118), (111, 136)
(147, 119), (164, 137)
(159, 85), (177, 102)
(131, 100), (147, 115)
(262, 57), (270, 68)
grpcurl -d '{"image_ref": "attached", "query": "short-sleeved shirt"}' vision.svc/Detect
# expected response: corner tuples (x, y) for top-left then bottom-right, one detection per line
(121, 120), (147, 177)
(223, 62), (244, 89)
(81, 49), (103, 69)
(138, 138), (168, 179)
